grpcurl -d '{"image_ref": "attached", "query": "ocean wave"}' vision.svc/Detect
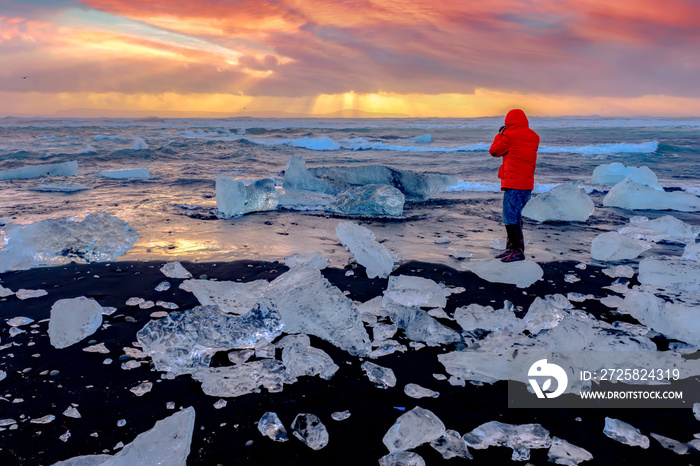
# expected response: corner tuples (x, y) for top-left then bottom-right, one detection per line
(539, 141), (658, 155)
(445, 181), (557, 193)
(243, 135), (489, 152)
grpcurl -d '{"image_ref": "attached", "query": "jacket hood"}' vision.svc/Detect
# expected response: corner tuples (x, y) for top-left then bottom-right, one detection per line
(505, 109), (529, 128)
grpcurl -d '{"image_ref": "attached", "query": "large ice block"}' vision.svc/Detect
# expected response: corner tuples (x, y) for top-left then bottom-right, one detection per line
(522, 181), (594, 222)
(522, 294), (572, 335)
(603, 180), (700, 212)
(265, 265), (371, 356)
(48, 297), (103, 349)
(281, 342), (339, 380)
(292, 413), (329, 450)
(383, 275), (448, 308)
(328, 184), (404, 217)
(216, 175), (279, 217)
(193, 359), (294, 397)
(548, 437), (593, 466)
(180, 279), (269, 315)
(591, 162), (635, 185)
(638, 257), (700, 294)
(619, 215), (700, 244)
(463, 421), (552, 451)
(382, 407), (446, 453)
(461, 259), (543, 288)
(385, 303), (461, 346)
(603, 417), (649, 448)
(0, 211), (137, 273)
(136, 302), (285, 376)
(0, 161), (78, 180)
(590, 232), (651, 261)
(336, 221), (396, 279)
(282, 154), (336, 194)
(455, 301), (523, 333)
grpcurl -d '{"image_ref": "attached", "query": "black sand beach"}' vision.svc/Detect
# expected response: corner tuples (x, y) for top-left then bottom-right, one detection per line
(1, 259), (698, 465)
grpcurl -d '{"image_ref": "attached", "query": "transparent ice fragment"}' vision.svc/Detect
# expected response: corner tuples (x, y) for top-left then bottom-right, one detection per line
(404, 383), (439, 399)
(181, 278), (269, 315)
(216, 176), (278, 217)
(336, 221), (395, 279)
(130, 382), (153, 397)
(523, 295), (571, 334)
(63, 406), (81, 419)
(361, 361), (397, 388)
(383, 275), (448, 308)
(49, 297), (103, 349)
(383, 406), (446, 453)
(449, 250), (472, 260)
(0, 285), (14, 297)
(31, 414), (56, 424)
(455, 301), (522, 333)
(463, 421), (552, 452)
(523, 181), (594, 222)
(193, 360), (294, 397)
(0, 160), (78, 180)
(430, 429), (472, 459)
(547, 437), (593, 465)
(372, 323), (398, 343)
(602, 265), (635, 278)
(282, 154), (336, 194)
(291, 413), (329, 450)
(590, 232), (651, 261)
(386, 303), (461, 346)
(160, 261), (192, 279)
(650, 433), (693, 455)
(328, 184), (405, 217)
(603, 179), (700, 212)
(126, 297), (144, 306)
(155, 281), (171, 292)
(683, 242), (700, 261)
(16, 289), (48, 300)
(257, 412), (289, 442)
(213, 399), (227, 409)
(284, 252), (328, 270)
(619, 215), (699, 244)
(638, 257), (700, 294)
(281, 343), (339, 380)
(461, 259), (543, 288)
(603, 417), (649, 448)
(591, 162), (636, 185)
(378, 451), (426, 466)
(331, 410), (351, 421)
(7, 317), (33, 327)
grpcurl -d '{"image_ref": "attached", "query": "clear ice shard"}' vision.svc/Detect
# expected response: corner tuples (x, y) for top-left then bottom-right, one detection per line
(522, 181), (594, 222)
(547, 437), (593, 465)
(603, 417), (649, 448)
(0, 211), (137, 273)
(52, 407), (195, 466)
(257, 412), (289, 442)
(328, 184), (405, 217)
(291, 413), (329, 450)
(461, 259), (543, 288)
(522, 295), (571, 335)
(619, 215), (700, 244)
(137, 302), (284, 376)
(385, 303), (461, 346)
(361, 361), (397, 388)
(454, 301), (523, 333)
(284, 252), (327, 270)
(601, 265), (635, 278)
(463, 421), (552, 453)
(591, 162), (636, 185)
(378, 451), (426, 466)
(180, 279), (268, 315)
(603, 179), (700, 212)
(282, 154), (336, 194)
(382, 406), (446, 453)
(193, 359), (294, 397)
(49, 297), (103, 349)
(281, 342), (339, 380)
(265, 264), (371, 356)
(99, 168), (149, 179)
(216, 175), (279, 217)
(650, 433), (693, 455)
(683, 242), (700, 260)
(430, 429), (472, 459)
(7, 316), (34, 327)
(160, 261), (192, 279)
(335, 221), (396, 279)
(404, 383), (439, 399)
(638, 257), (700, 294)
(0, 160), (78, 180)
(590, 232), (651, 261)
(382, 275), (448, 308)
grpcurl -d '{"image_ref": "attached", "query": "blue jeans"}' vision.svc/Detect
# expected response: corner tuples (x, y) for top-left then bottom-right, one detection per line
(502, 189), (531, 225)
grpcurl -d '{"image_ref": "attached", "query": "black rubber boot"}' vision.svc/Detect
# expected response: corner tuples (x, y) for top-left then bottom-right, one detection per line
(501, 224), (525, 262)
(494, 225), (514, 259)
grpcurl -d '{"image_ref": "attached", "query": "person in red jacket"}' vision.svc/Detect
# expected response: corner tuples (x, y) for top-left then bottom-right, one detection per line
(489, 109), (539, 262)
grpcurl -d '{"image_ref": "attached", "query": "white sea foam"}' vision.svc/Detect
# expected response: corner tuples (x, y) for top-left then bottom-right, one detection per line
(539, 141), (658, 155)
(446, 181), (557, 194)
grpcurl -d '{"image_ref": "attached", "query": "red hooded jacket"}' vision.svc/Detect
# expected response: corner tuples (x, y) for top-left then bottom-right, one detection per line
(489, 109), (539, 190)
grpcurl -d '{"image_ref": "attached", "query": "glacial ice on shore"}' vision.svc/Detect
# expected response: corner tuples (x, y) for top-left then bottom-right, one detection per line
(136, 302), (284, 376)
(281, 341), (339, 380)
(383, 275), (448, 308)
(463, 421), (552, 461)
(378, 451), (426, 466)
(684, 242), (700, 260)
(0, 161), (78, 180)
(193, 359), (294, 397)
(454, 302), (522, 333)
(603, 417), (649, 448)
(547, 437), (594, 466)
(461, 259), (543, 288)
(385, 303), (461, 346)
(404, 383), (440, 399)
(284, 252), (327, 270)
(603, 179), (700, 212)
(619, 215), (700, 244)
(336, 221), (396, 279)
(180, 279), (269, 314)
(265, 264), (371, 356)
(292, 413), (329, 450)
(522, 181), (594, 222)
(361, 361), (397, 388)
(282, 155), (336, 194)
(99, 168), (149, 179)
(638, 257), (700, 294)
(258, 412), (289, 442)
(160, 261), (192, 278)
(591, 162), (636, 185)
(590, 232), (651, 261)
(430, 429), (472, 459)
(48, 297), (103, 349)
(328, 184), (405, 217)
(0, 211), (137, 273)
(383, 407), (446, 453)
(216, 176), (279, 217)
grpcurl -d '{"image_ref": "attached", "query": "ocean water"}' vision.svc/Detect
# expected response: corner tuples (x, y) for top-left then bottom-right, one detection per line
(1, 116), (699, 266)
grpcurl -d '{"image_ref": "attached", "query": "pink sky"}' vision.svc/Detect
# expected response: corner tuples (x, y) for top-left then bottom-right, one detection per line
(1, 0), (699, 117)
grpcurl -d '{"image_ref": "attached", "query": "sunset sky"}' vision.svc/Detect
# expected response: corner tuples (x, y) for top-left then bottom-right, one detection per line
(1, 0), (699, 117)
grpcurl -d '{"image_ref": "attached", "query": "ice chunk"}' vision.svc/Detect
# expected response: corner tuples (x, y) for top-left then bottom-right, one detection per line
(336, 221), (395, 279)
(435, 236), (451, 244)
(694, 403), (700, 421)
(282, 155), (336, 194)
(404, 383), (439, 399)
(83, 342), (109, 354)
(412, 134), (432, 143)
(284, 252), (327, 270)
(0, 285), (13, 297)
(603, 417), (649, 448)
(548, 437), (594, 465)
(281, 343), (339, 380)
(130, 382), (153, 396)
(625, 166), (662, 189)
(619, 290), (700, 346)
(257, 412), (289, 442)
(180, 279), (268, 315)
(100, 168), (149, 179)
(291, 413), (329, 450)
(430, 429), (472, 460)
(602, 265), (635, 278)
(620, 215), (700, 244)
(449, 250), (472, 259)
(372, 323), (398, 342)
(0, 161), (78, 180)
(463, 421), (552, 453)
(276, 187), (336, 210)
(62, 407), (81, 419)
(638, 257), (700, 294)
(193, 359), (294, 397)
(30, 183), (91, 193)
(216, 176), (279, 217)
(522, 295), (571, 334)
(378, 451), (426, 466)
(328, 184), (405, 217)
(522, 181), (594, 222)
(650, 433), (693, 455)
(591, 162), (636, 185)
(265, 265), (371, 356)
(331, 411), (351, 421)
(385, 303), (461, 346)
(136, 302), (284, 376)
(603, 179), (700, 212)
(53, 407), (195, 466)
(160, 261), (192, 279)
(590, 232), (651, 261)
(361, 361), (397, 388)
(130, 137), (149, 150)
(683, 242), (700, 260)
(7, 316), (34, 327)
(383, 406), (446, 453)
(0, 212), (137, 272)
(48, 297), (103, 349)
(383, 275), (448, 308)
(461, 259), (543, 288)
(454, 301), (523, 333)
(16, 288), (48, 300)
